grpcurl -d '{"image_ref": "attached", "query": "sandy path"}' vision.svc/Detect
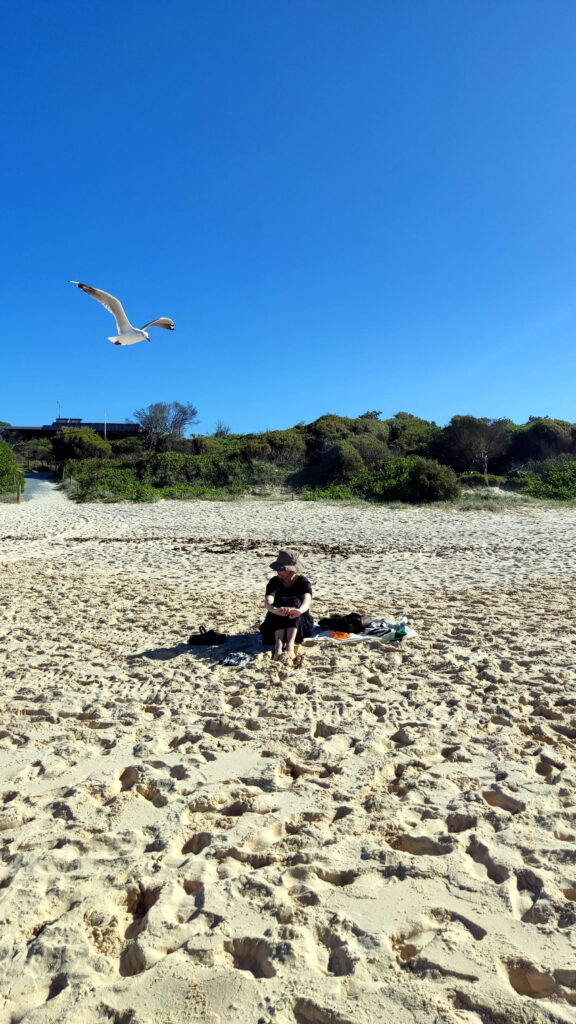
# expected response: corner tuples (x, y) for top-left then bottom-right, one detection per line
(0, 498), (575, 1023)
(21, 473), (68, 504)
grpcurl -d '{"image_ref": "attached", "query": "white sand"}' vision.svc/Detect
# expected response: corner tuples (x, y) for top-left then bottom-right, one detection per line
(1, 497), (575, 1024)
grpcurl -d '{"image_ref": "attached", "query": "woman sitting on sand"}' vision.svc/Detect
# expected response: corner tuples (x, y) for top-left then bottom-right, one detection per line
(261, 549), (314, 662)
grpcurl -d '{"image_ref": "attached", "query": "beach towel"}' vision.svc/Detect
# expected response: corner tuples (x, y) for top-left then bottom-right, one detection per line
(301, 617), (416, 647)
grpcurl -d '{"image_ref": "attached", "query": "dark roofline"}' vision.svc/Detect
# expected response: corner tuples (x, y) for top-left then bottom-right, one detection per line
(1, 420), (142, 439)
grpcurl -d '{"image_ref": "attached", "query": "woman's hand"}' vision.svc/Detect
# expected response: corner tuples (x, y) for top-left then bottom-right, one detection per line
(286, 607), (301, 619)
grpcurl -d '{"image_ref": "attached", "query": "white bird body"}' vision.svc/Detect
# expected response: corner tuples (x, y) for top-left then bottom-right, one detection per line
(108, 327), (150, 347)
(69, 281), (175, 345)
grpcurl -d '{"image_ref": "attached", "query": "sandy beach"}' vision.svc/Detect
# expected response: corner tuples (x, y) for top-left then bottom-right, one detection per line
(1, 493), (575, 1024)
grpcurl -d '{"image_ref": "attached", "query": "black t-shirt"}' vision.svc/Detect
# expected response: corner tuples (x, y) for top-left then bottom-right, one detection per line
(265, 575), (312, 604)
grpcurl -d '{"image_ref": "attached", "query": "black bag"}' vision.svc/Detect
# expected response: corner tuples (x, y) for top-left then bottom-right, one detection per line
(187, 625), (228, 646)
(318, 612), (372, 634)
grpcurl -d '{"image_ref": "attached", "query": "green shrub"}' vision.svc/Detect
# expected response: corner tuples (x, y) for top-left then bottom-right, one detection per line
(528, 461), (576, 500)
(304, 414), (357, 461)
(259, 429), (306, 467)
(317, 440), (364, 482)
(52, 427), (111, 463)
(66, 462), (151, 501)
(505, 473), (537, 493)
(248, 461), (286, 486)
(238, 438), (273, 461)
(136, 451), (251, 491)
(65, 454), (251, 501)
(0, 440), (24, 494)
(64, 457), (108, 480)
(384, 411), (441, 455)
(138, 451), (192, 487)
(0, 440), (15, 485)
(186, 436), (227, 456)
(350, 435), (390, 467)
(12, 438), (54, 471)
(302, 484), (356, 501)
(509, 418), (574, 464)
(111, 436), (146, 455)
(352, 457), (460, 503)
(460, 472), (505, 488)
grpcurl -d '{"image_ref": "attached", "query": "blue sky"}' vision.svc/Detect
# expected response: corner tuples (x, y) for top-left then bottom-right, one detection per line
(1, 0), (575, 436)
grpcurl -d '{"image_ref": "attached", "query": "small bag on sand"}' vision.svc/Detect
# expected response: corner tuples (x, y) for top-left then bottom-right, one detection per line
(187, 625), (228, 646)
(318, 612), (372, 634)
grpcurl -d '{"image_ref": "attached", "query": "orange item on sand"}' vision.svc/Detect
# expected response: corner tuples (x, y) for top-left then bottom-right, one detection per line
(330, 631), (350, 639)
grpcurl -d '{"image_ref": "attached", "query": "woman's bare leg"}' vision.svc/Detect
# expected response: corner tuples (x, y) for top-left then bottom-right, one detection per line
(273, 628), (286, 661)
(285, 626), (298, 660)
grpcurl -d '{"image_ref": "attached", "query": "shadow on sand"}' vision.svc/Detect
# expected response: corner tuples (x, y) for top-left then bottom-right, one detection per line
(127, 632), (264, 664)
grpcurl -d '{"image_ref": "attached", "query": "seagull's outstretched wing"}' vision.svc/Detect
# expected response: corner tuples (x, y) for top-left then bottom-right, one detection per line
(139, 317), (175, 331)
(69, 281), (132, 332)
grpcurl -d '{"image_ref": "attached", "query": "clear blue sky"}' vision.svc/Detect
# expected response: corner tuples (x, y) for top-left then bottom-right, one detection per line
(1, 0), (575, 435)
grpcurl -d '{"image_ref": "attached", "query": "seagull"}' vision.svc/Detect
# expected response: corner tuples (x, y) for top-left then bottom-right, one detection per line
(69, 281), (175, 345)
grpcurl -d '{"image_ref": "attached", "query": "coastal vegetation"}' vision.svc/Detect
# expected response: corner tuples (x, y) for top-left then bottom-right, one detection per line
(2, 409), (576, 504)
(0, 439), (25, 500)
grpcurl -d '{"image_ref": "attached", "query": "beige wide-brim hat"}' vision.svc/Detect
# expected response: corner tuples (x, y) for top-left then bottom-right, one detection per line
(269, 548), (305, 573)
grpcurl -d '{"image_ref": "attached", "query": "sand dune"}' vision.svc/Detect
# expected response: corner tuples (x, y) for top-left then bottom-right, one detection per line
(1, 497), (575, 1023)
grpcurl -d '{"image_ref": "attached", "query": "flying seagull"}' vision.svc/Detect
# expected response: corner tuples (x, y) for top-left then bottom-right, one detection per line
(69, 281), (175, 345)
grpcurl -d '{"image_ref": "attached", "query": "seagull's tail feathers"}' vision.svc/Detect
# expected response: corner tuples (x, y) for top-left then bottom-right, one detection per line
(139, 317), (175, 331)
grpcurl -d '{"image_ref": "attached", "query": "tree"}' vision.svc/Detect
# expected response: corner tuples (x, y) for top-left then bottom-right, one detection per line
(385, 412), (441, 457)
(214, 421), (231, 437)
(508, 418), (573, 465)
(132, 401), (198, 450)
(433, 416), (512, 473)
(358, 410), (382, 420)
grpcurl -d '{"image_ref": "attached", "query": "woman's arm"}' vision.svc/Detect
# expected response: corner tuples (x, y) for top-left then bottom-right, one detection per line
(265, 592), (288, 615)
(286, 593), (311, 618)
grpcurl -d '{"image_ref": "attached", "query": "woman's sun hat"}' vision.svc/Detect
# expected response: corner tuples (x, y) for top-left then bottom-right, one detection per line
(269, 548), (305, 573)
